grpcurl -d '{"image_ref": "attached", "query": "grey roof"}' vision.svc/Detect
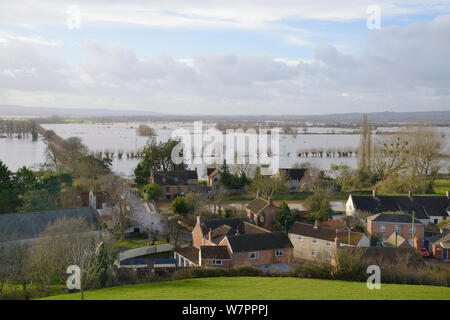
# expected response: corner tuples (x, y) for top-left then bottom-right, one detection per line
(279, 168), (307, 180)
(350, 195), (449, 219)
(175, 246), (199, 265)
(201, 218), (245, 236)
(288, 222), (365, 246)
(0, 207), (99, 242)
(152, 170), (198, 186)
(246, 197), (270, 214)
(368, 213), (423, 224)
(227, 231), (293, 253)
(200, 246), (231, 259)
(428, 230), (450, 245)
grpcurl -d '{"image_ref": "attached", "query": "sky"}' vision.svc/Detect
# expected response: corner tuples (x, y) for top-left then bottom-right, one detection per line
(0, 1), (449, 115)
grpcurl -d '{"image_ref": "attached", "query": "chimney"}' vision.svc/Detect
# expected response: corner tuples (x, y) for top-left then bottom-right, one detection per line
(208, 228), (212, 241)
(268, 196), (273, 205)
(446, 190), (449, 199)
(313, 220), (319, 229)
(408, 190), (412, 199)
(372, 189), (377, 199)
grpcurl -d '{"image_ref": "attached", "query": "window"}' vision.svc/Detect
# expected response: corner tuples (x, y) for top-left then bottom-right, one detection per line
(259, 216), (264, 223)
(312, 238), (318, 244)
(380, 224), (386, 232)
(311, 250), (316, 257)
(395, 225), (401, 233)
(410, 226), (415, 234)
(212, 259), (222, 266)
(275, 249), (284, 257)
(381, 237), (386, 242)
(408, 239), (414, 246)
(249, 252), (259, 260)
(326, 241), (331, 247)
(298, 235), (303, 241)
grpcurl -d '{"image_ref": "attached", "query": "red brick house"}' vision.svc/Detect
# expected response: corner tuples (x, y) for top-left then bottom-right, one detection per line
(174, 217), (293, 271)
(150, 170), (198, 200)
(428, 230), (450, 260)
(367, 212), (424, 248)
(245, 196), (279, 231)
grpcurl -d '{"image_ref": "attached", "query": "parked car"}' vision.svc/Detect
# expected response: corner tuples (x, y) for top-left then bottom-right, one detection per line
(420, 247), (431, 258)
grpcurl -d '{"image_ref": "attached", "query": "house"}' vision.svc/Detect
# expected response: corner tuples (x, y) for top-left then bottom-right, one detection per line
(279, 168), (307, 191)
(428, 230), (450, 260)
(207, 168), (221, 188)
(245, 195), (279, 231)
(367, 212), (424, 248)
(288, 221), (369, 261)
(151, 169), (199, 200)
(174, 217), (293, 271)
(346, 190), (450, 224)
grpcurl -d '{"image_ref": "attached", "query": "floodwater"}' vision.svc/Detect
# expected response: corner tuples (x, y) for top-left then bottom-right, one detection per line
(0, 122), (449, 179)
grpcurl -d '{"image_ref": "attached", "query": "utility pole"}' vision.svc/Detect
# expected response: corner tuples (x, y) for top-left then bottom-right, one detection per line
(411, 210), (415, 249)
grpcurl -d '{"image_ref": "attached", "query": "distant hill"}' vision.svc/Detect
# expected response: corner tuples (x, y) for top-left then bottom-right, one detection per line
(0, 105), (448, 124)
(0, 105), (165, 118)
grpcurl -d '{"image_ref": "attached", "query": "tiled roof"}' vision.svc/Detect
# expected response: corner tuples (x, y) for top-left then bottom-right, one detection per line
(368, 212), (422, 224)
(289, 222), (365, 246)
(429, 230), (450, 245)
(201, 218), (245, 236)
(0, 207), (99, 242)
(200, 218), (267, 244)
(227, 231), (293, 252)
(207, 168), (220, 177)
(200, 246), (231, 259)
(350, 195), (449, 219)
(246, 197), (269, 214)
(152, 170), (198, 186)
(175, 246), (199, 265)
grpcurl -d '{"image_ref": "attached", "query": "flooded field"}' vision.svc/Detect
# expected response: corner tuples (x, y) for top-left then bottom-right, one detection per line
(1, 122), (449, 178)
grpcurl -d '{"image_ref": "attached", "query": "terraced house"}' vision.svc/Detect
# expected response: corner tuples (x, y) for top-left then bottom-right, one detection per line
(174, 217), (293, 272)
(150, 169), (198, 200)
(346, 190), (450, 224)
(245, 195), (279, 231)
(367, 212), (424, 248)
(288, 221), (369, 261)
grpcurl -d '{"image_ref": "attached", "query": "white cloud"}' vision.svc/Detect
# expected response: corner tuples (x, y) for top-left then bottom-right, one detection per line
(0, 1), (448, 29)
(0, 15), (449, 114)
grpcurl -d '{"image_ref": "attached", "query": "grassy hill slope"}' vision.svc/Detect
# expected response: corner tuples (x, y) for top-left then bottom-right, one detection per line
(41, 277), (450, 300)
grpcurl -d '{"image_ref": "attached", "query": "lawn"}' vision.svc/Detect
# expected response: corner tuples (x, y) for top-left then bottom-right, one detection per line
(41, 277), (450, 300)
(114, 238), (166, 251)
(434, 179), (450, 195)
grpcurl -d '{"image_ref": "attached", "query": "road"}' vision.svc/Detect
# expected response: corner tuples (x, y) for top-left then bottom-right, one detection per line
(128, 192), (164, 233)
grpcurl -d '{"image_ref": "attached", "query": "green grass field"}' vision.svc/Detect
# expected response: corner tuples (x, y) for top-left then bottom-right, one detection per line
(434, 179), (450, 195)
(41, 277), (450, 300)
